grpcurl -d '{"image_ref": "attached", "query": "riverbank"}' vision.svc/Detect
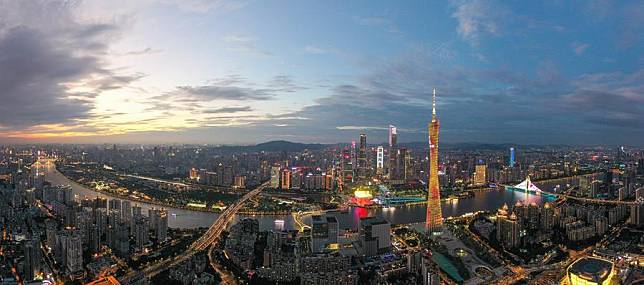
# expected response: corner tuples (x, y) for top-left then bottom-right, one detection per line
(55, 164), (232, 214)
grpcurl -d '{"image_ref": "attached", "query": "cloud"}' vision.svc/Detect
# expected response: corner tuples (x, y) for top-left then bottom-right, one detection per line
(223, 35), (272, 57)
(304, 45), (331, 54)
(202, 106), (252, 114)
(119, 47), (162, 56)
(263, 47), (644, 144)
(0, 0), (141, 131)
(160, 74), (306, 104)
(268, 75), (306, 93)
(451, 0), (507, 44)
(173, 85), (273, 101)
(571, 42), (589, 55)
(159, 0), (248, 13)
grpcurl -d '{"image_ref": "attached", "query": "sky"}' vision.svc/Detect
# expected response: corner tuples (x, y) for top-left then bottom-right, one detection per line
(0, 0), (642, 145)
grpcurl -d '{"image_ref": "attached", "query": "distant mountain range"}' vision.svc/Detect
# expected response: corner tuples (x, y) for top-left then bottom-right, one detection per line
(217, 140), (326, 152)
(218, 140), (570, 152)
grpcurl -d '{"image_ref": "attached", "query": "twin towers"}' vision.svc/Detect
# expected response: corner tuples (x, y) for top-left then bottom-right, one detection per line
(426, 88), (443, 233)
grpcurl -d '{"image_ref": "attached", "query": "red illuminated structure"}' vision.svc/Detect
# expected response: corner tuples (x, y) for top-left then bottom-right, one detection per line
(426, 88), (443, 232)
(353, 189), (373, 207)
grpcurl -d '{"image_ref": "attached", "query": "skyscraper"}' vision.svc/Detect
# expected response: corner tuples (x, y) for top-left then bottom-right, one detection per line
(376, 146), (384, 175)
(270, 165), (281, 188)
(341, 147), (353, 185)
(509, 147), (516, 168)
(23, 239), (42, 281)
(426, 89), (443, 232)
(474, 164), (487, 185)
(388, 125), (398, 178)
(358, 134), (368, 179)
(311, 215), (329, 253)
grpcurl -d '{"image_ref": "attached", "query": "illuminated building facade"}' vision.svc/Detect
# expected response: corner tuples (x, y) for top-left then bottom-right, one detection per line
(358, 134), (368, 179)
(567, 257), (614, 285)
(474, 164), (487, 185)
(509, 147), (516, 167)
(388, 125), (398, 178)
(426, 88), (443, 232)
(270, 166), (281, 188)
(280, 169), (291, 189)
(353, 188), (373, 207)
(376, 146), (384, 175)
(341, 148), (353, 185)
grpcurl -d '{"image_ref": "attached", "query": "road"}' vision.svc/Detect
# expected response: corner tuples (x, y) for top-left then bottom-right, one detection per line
(121, 182), (269, 283)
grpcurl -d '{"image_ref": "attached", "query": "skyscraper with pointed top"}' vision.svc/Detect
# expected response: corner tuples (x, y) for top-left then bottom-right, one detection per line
(426, 88), (443, 232)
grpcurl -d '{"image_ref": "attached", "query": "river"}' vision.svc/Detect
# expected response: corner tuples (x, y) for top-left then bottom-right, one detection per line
(40, 163), (564, 231)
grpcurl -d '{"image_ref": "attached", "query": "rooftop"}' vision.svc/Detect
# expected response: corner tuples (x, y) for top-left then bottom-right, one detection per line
(568, 257), (613, 282)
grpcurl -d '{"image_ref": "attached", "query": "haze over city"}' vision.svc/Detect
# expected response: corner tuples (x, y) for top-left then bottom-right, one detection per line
(0, 0), (642, 145)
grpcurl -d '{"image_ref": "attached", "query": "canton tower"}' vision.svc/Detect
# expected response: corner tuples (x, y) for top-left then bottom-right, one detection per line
(426, 88), (443, 232)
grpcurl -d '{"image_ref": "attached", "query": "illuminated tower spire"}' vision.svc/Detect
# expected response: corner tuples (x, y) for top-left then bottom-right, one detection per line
(426, 88), (443, 233)
(432, 88), (436, 118)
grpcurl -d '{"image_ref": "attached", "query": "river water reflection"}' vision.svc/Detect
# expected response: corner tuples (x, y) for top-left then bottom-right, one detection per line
(40, 164), (558, 231)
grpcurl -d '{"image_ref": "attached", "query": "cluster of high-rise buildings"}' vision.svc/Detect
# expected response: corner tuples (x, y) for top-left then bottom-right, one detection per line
(268, 165), (335, 191)
(0, 161), (168, 283)
(189, 160), (269, 189)
(494, 199), (638, 250)
(231, 215), (425, 285)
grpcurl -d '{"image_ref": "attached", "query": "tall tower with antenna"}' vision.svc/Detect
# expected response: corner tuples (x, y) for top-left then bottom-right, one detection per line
(426, 88), (443, 233)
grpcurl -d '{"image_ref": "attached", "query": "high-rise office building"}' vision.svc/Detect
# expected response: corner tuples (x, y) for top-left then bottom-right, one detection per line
(311, 215), (329, 253)
(388, 125), (398, 178)
(359, 216), (391, 256)
(341, 148), (353, 185)
(270, 166), (281, 188)
(426, 89), (443, 232)
(474, 164), (487, 185)
(358, 134), (368, 179)
(509, 147), (516, 168)
(376, 146), (384, 175)
(398, 147), (410, 180)
(280, 169), (291, 189)
(351, 141), (357, 175)
(327, 216), (338, 244)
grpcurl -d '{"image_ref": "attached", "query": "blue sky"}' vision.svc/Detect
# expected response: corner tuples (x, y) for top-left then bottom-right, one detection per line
(0, 0), (642, 145)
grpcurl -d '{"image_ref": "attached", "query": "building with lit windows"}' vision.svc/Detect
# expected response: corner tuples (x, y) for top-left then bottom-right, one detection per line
(280, 169), (291, 189)
(509, 147), (516, 167)
(376, 146), (384, 175)
(388, 125), (398, 178)
(358, 134), (368, 179)
(474, 164), (487, 186)
(270, 166), (281, 188)
(341, 148), (353, 185)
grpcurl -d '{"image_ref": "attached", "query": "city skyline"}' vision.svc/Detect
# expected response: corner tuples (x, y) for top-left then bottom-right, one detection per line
(1, 2), (643, 284)
(0, 0), (642, 145)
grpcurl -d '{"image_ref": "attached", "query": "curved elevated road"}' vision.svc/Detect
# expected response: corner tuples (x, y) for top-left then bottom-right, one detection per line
(123, 182), (269, 283)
